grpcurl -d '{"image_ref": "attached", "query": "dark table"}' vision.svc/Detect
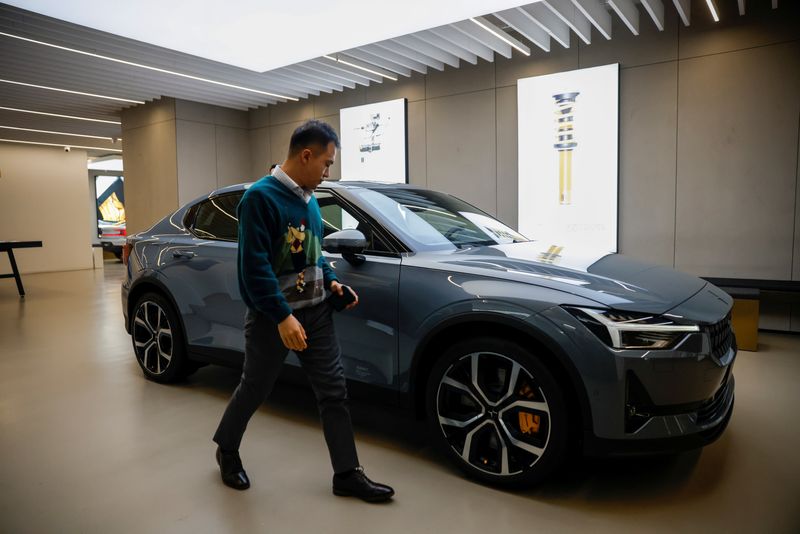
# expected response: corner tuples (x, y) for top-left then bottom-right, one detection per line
(1, 241), (43, 297)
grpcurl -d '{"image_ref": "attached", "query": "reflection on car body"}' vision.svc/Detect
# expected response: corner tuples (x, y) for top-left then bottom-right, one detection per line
(122, 180), (736, 487)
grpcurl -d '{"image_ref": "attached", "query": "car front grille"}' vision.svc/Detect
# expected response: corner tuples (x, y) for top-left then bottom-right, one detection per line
(705, 313), (733, 362)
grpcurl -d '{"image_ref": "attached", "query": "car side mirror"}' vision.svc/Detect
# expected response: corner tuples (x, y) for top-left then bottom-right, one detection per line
(323, 229), (367, 266)
(323, 229), (367, 254)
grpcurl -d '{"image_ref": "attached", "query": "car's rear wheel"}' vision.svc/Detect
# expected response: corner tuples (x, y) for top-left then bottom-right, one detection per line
(426, 337), (568, 487)
(131, 292), (192, 383)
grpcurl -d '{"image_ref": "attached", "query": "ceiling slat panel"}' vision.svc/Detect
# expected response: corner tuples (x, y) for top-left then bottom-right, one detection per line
(494, 9), (551, 52)
(541, 0), (592, 44)
(451, 20), (514, 58)
(570, 0), (613, 39)
(608, 0), (641, 35)
(519, 3), (571, 47)
(412, 31), (478, 64)
(341, 49), (413, 77)
(276, 66), (349, 91)
(360, 44), (430, 74)
(391, 35), (461, 68)
(427, 26), (495, 62)
(0, 46), (275, 108)
(301, 59), (375, 85)
(640, 0), (665, 30)
(372, 42), (444, 71)
(671, 0), (691, 26)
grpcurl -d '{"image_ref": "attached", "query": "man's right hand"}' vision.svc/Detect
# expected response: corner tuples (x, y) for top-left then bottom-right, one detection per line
(278, 314), (307, 351)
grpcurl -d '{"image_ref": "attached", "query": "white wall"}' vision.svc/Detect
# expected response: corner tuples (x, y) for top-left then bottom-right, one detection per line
(0, 143), (95, 274)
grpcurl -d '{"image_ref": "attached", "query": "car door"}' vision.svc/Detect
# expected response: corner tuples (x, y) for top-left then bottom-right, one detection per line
(315, 190), (401, 388)
(160, 192), (246, 354)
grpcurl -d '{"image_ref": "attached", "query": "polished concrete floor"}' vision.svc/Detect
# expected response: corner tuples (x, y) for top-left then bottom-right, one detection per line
(1, 263), (799, 534)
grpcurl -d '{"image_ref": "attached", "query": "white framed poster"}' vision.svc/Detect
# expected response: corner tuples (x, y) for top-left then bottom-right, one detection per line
(517, 64), (619, 253)
(340, 98), (407, 183)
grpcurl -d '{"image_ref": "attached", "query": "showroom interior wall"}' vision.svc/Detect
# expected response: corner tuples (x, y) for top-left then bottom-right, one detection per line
(121, 98), (251, 234)
(244, 4), (799, 331)
(0, 144), (95, 273)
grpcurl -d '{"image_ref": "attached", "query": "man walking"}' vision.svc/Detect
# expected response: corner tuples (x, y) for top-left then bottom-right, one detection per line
(213, 120), (394, 503)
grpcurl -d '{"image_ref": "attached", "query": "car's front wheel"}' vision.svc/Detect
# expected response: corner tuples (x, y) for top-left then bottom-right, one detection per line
(426, 337), (568, 487)
(131, 292), (191, 383)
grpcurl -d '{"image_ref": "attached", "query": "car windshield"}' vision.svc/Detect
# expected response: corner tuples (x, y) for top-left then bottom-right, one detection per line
(349, 187), (529, 251)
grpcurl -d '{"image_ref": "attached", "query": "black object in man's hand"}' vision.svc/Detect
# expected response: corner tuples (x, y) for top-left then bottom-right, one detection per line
(329, 285), (357, 311)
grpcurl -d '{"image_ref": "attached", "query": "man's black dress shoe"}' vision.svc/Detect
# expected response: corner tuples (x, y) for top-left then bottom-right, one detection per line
(216, 447), (250, 490)
(332, 466), (394, 502)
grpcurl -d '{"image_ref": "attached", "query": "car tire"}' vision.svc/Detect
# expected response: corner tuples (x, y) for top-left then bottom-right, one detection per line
(425, 337), (568, 488)
(131, 292), (192, 383)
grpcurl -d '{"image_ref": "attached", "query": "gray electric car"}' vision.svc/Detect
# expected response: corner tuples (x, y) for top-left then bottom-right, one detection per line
(122, 180), (735, 487)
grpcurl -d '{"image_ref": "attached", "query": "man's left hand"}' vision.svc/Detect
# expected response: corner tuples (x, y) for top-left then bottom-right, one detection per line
(330, 280), (359, 310)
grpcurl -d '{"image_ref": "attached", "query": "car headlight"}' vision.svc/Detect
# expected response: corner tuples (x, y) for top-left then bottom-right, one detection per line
(564, 307), (699, 350)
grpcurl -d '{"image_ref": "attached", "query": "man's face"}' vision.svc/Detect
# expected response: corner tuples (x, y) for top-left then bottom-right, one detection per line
(303, 141), (337, 190)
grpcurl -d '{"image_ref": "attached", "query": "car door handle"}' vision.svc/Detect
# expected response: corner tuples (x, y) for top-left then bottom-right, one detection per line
(172, 250), (196, 259)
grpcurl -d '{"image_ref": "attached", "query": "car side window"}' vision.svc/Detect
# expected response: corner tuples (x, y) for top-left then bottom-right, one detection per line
(190, 193), (242, 241)
(316, 191), (392, 254)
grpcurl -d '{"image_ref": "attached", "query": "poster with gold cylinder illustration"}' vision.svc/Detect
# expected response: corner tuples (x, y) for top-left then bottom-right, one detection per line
(517, 64), (619, 253)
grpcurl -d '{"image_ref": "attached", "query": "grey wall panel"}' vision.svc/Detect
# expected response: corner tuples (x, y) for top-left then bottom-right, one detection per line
(426, 89), (496, 215)
(213, 107), (249, 129)
(249, 126), (271, 180)
(675, 43), (800, 279)
(122, 119), (178, 234)
(270, 99), (314, 126)
(268, 121), (304, 170)
(175, 119), (216, 206)
(121, 97), (174, 131)
(215, 126), (251, 187)
(495, 85), (517, 229)
(679, 2), (800, 59)
(313, 87), (366, 118)
(618, 62), (677, 267)
(175, 99), (248, 128)
(495, 45), (578, 89)
(316, 114), (342, 181)
(426, 60), (494, 100)
(0, 144), (93, 274)
(249, 106), (270, 129)
(578, 8), (678, 69)
(408, 100), (427, 187)
(366, 72), (426, 103)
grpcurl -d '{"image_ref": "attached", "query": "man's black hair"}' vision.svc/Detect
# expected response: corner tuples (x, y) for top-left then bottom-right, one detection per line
(288, 120), (340, 156)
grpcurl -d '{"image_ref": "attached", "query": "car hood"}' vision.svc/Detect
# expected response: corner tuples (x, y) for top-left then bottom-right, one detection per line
(412, 241), (707, 315)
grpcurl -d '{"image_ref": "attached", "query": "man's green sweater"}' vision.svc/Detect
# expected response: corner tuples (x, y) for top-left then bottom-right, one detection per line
(237, 175), (337, 323)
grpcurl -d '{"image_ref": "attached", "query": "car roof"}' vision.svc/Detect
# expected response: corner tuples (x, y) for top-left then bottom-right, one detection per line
(208, 179), (422, 198)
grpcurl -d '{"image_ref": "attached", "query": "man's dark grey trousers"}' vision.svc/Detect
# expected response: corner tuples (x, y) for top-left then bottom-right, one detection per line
(213, 301), (360, 474)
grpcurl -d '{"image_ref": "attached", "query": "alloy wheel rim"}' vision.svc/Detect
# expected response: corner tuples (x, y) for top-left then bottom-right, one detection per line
(436, 351), (551, 476)
(133, 301), (173, 375)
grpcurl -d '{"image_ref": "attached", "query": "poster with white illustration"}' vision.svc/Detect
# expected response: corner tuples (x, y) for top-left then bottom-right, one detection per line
(517, 64), (619, 253)
(340, 98), (407, 183)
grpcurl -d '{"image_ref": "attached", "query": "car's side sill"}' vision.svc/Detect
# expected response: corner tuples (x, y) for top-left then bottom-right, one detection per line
(187, 344), (404, 408)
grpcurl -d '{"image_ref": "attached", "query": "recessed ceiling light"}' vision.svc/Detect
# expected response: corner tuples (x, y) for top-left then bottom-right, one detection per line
(0, 31), (298, 102)
(0, 78), (145, 104)
(323, 55), (398, 81)
(0, 106), (121, 124)
(0, 138), (122, 152)
(469, 17), (530, 56)
(0, 125), (120, 141)
(705, 0), (720, 21)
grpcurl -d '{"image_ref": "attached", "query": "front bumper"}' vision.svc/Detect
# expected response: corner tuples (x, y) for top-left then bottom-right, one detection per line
(583, 374), (734, 457)
(540, 286), (736, 455)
